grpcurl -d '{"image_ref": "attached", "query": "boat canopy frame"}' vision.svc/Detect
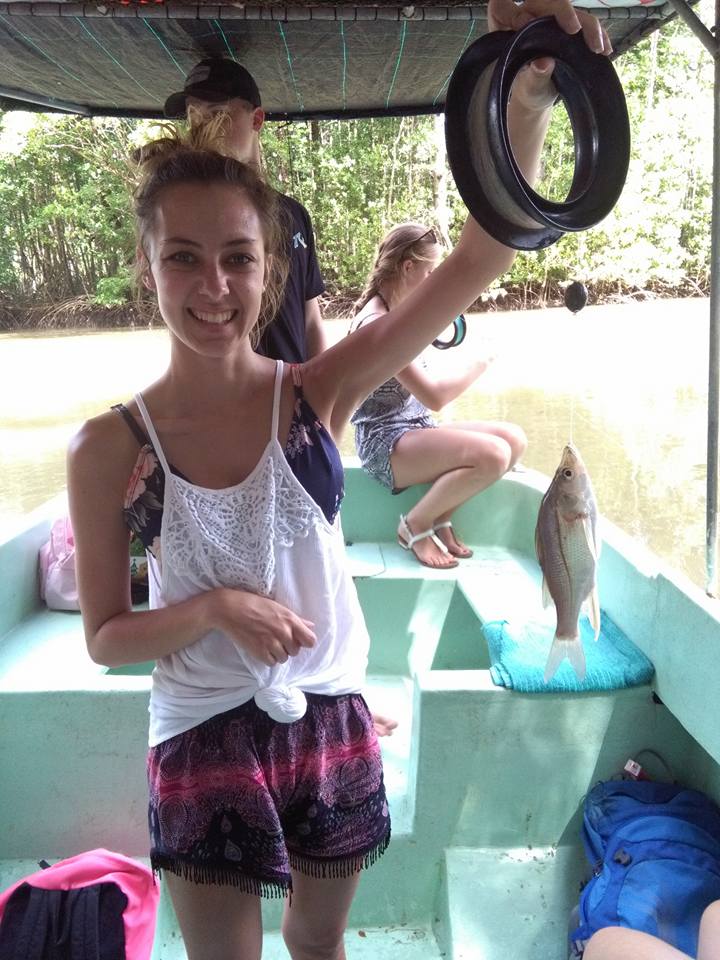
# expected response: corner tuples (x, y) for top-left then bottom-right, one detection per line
(668, 0), (720, 597)
(0, 0), (719, 592)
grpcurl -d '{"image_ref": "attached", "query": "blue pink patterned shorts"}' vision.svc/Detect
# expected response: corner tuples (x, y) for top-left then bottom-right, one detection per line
(147, 693), (390, 897)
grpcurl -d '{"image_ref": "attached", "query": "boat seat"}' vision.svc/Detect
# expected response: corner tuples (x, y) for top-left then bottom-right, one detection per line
(0, 609), (97, 692)
(0, 541), (545, 692)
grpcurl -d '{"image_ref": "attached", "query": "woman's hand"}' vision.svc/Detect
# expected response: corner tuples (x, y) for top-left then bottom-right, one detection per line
(471, 355), (495, 378)
(213, 588), (317, 666)
(489, 0), (612, 115)
(488, 0), (611, 54)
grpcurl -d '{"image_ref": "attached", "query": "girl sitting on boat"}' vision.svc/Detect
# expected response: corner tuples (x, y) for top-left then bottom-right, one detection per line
(67, 1), (611, 955)
(350, 223), (527, 569)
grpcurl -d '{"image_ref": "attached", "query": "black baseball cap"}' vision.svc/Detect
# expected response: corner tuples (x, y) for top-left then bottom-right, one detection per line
(164, 59), (262, 117)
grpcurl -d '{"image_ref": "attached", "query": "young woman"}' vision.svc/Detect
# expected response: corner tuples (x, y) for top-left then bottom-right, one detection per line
(350, 222), (527, 569)
(67, 2), (611, 956)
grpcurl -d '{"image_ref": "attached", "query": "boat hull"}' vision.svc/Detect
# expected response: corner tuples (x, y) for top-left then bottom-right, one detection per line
(1, 464), (718, 958)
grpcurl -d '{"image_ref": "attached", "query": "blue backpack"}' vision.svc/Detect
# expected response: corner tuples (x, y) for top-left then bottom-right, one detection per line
(570, 780), (720, 958)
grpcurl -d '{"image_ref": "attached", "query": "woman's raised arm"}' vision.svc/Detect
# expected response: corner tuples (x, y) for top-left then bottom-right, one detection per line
(302, 0), (610, 437)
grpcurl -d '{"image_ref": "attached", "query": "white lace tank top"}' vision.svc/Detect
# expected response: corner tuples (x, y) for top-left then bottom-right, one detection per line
(135, 360), (370, 747)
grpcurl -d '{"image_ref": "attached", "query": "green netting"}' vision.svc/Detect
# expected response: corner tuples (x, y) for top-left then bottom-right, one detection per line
(0, 1), (674, 119)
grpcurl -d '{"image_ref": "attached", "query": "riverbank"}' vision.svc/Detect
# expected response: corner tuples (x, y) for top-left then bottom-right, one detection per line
(0, 279), (708, 330)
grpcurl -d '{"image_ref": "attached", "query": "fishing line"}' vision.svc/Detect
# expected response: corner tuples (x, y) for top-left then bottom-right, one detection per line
(564, 282), (587, 446)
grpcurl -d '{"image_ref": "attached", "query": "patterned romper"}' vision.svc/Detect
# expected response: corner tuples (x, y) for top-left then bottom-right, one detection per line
(350, 307), (436, 492)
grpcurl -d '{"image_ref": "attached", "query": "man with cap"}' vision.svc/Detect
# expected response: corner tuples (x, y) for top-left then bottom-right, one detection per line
(164, 58), (327, 362)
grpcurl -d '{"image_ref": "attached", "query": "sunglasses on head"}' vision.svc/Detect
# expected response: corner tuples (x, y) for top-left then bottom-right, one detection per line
(414, 228), (438, 246)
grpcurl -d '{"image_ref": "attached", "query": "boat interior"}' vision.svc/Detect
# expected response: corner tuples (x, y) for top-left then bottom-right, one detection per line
(2, 0), (720, 953)
(2, 463), (720, 958)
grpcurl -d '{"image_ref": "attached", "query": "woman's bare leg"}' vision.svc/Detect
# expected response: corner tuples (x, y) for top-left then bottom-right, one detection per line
(437, 420), (527, 468)
(583, 900), (720, 960)
(699, 901), (720, 960)
(390, 426), (516, 567)
(282, 869), (361, 960)
(430, 420), (527, 554)
(163, 872), (263, 960)
(584, 927), (690, 960)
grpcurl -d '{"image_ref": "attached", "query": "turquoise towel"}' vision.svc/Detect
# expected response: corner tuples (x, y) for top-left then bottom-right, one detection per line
(484, 612), (654, 693)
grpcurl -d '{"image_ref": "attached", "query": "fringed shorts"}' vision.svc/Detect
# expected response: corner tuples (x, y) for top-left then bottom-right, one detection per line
(147, 693), (390, 898)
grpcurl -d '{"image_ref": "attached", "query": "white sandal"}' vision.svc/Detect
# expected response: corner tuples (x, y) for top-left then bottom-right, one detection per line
(433, 520), (474, 559)
(397, 515), (459, 569)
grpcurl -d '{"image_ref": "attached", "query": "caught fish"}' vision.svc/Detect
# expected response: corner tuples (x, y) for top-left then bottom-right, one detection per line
(534, 444), (600, 682)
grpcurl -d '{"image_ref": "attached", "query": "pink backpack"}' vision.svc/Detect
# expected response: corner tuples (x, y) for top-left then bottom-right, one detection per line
(0, 849), (159, 959)
(38, 517), (80, 611)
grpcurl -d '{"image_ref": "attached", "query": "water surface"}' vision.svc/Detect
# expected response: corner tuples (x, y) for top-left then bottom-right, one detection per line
(0, 298), (710, 587)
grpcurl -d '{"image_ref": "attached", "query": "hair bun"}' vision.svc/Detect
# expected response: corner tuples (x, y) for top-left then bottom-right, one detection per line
(131, 111), (234, 182)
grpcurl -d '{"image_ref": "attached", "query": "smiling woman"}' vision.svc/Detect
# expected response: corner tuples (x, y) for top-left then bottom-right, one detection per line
(63, 7), (613, 953)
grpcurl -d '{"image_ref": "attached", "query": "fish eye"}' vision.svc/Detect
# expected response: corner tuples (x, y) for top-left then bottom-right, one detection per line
(563, 469), (573, 479)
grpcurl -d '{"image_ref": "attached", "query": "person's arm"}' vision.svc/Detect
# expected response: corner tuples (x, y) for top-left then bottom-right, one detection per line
(304, 296), (328, 357)
(395, 357), (491, 411)
(304, 0), (610, 437)
(68, 415), (316, 669)
(312, 213), (515, 438)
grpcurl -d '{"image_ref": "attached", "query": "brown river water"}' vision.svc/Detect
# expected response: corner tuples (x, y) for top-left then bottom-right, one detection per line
(0, 298), (711, 588)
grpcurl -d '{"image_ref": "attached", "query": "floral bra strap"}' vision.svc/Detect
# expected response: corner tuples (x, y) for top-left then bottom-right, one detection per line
(111, 403), (150, 448)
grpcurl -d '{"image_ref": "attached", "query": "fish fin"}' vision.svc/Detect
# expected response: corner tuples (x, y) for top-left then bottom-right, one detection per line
(587, 586), (601, 641)
(544, 636), (587, 684)
(541, 575), (554, 609)
(581, 516), (599, 563)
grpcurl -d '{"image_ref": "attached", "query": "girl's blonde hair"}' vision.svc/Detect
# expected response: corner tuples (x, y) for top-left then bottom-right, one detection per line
(354, 222), (439, 314)
(133, 113), (289, 346)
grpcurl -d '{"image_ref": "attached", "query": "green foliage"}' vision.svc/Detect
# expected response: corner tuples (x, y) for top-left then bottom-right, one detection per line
(0, 115), (138, 304)
(93, 270), (134, 307)
(0, 4), (714, 313)
(262, 115), (439, 292)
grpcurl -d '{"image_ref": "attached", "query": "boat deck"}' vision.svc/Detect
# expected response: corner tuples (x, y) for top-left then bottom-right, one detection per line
(1, 467), (720, 959)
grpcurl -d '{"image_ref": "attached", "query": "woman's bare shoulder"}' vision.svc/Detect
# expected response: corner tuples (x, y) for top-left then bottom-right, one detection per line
(68, 407), (146, 488)
(351, 298), (387, 331)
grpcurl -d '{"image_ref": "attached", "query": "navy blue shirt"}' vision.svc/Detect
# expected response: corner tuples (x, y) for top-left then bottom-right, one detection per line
(257, 194), (325, 363)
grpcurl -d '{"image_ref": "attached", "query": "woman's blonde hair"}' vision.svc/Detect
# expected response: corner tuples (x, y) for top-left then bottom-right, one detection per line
(354, 222), (439, 314)
(132, 113), (289, 346)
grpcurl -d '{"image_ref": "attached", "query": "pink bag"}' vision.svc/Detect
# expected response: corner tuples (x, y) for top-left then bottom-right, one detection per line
(38, 516), (80, 611)
(0, 849), (159, 960)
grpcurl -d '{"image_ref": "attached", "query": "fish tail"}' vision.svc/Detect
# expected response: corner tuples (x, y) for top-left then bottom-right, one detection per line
(544, 635), (587, 683)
